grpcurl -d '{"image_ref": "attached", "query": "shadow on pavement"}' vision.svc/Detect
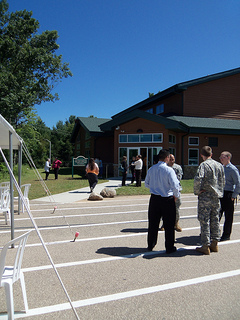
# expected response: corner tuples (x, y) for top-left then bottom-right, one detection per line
(143, 248), (200, 259)
(175, 235), (201, 246)
(96, 246), (148, 257)
(121, 228), (148, 233)
(69, 191), (90, 194)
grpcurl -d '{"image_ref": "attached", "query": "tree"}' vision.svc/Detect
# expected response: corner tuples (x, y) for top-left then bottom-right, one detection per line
(16, 113), (52, 166)
(0, 0), (72, 127)
(51, 116), (76, 165)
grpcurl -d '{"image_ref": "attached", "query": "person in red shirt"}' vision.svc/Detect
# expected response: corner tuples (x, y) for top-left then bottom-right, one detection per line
(52, 157), (62, 180)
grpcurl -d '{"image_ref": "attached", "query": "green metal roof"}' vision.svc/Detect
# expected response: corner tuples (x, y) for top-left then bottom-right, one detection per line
(168, 116), (240, 134)
(99, 111), (240, 135)
(70, 117), (111, 143)
(77, 117), (110, 133)
(100, 110), (188, 132)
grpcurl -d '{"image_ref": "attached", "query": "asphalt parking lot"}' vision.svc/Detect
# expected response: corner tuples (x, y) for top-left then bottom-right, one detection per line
(0, 193), (240, 319)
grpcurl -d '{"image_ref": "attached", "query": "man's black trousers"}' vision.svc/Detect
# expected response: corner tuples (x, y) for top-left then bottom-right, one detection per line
(147, 194), (176, 251)
(135, 169), (142, 187)
(220, 190), (234, 238)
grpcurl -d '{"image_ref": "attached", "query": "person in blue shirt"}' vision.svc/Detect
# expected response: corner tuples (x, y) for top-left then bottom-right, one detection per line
(219, 151), (240, 241)
(145, 149), (180, 254)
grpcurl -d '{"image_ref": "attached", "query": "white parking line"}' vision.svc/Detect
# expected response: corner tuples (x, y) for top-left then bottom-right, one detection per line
(14, 206), (198, 221)
(3, 268), (240, 319)
(22, 239), (240, 273)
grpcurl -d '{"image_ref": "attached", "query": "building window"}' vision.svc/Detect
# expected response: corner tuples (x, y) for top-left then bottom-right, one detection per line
(85, 141), (91, 148)
(146, 108), (153, 114)
(119, 133), (163, 143)
(208, 137), (218, 147)
(189, 137), (199, 146)
(119, 135), (127, 143)
(188, 148), (199, 166)
(119, 148), (127, 164)
(169, 134), (176, 144)
(169, 148), (176, 156)
(140, 134), (152, 142)
(156, 104), (164, 114)
(128, 135), (139, 142)
(85, 132), (91, 140)
(153, 134), (163, 142)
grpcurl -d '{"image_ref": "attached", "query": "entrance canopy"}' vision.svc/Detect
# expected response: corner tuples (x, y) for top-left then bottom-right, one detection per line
(0, 114), (23, 149)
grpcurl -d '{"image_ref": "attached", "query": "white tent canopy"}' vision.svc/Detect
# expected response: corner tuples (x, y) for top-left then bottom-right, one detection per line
(0, 113), (24, 242)
(0, 114), (23, 149)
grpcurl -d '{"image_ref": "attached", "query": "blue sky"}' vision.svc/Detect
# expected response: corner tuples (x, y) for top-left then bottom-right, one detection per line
(9, 0), (240, 128)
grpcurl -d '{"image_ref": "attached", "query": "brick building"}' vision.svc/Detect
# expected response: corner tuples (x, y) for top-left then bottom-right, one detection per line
(71, 67), (240, 178)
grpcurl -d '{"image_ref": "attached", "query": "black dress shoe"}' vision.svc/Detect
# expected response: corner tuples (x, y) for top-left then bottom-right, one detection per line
(220, 236), (230, 241)
(166, 246), (177, 254)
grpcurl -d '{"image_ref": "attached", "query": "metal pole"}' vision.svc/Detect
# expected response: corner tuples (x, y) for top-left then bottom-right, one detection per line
(9, 132), (14, 242)
(18, 143), (22, 214)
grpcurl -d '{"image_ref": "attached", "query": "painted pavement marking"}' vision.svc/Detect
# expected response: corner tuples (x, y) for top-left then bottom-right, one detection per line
(1, 268), (239, 319)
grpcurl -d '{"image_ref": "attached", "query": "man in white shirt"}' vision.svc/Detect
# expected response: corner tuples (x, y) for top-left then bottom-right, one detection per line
(219, 151), (240, 241)
(134, 155), (143, 187)
(145, 149), (180, 254)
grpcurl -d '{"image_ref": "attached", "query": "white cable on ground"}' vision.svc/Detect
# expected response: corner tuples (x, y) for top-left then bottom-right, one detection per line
(0, 147), (80, 320)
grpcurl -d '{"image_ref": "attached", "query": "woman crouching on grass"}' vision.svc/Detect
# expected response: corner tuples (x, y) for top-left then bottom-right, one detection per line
(86, 158), (99, 192)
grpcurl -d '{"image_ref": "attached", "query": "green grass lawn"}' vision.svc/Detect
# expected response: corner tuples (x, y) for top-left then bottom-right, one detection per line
(0, 166), (194, 199)
(0, 166), (107, 200)
(116, 179), (194, 196)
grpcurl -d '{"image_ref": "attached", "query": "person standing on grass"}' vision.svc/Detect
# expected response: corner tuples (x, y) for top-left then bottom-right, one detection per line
(44, 158), (51, 180)
(86, 158), (99, 192)
(121, 156), (128, 186)
(194, 146), (225, 255)
(52, 157), (62, 180)
(145, 149), (180, 254)
(134, 155), (143, 187)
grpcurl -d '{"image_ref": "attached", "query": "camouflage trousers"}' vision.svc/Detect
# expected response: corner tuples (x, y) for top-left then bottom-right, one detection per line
(175, 194), (181, 222)
(198, 193), (220, 246)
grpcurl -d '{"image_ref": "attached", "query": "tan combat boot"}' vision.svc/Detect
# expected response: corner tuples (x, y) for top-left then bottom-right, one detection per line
(196, 245), (210, 255)
(210, 240), (218, 252)
(174, 221), (182, 232)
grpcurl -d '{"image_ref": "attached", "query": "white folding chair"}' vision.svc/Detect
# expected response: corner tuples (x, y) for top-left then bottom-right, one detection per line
(0, 182), (10, 202)
(0, 187), (10, 224)
(0, 181), (10, 189)
(0, 231), (32, 320)
(20, 184), (31, 213)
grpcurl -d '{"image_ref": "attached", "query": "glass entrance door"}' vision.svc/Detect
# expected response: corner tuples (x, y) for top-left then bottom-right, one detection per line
(128, 148), (139, 161)
(128, 148), (139, 177)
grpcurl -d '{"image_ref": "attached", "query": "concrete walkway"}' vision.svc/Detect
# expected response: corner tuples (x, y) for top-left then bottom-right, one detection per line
(33, 178), (124, 203)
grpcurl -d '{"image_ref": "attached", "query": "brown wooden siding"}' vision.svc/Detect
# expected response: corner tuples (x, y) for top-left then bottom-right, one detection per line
(182, 133), (240, 165)
(95, 136), (114, 163)
(183, 73), (240, 119)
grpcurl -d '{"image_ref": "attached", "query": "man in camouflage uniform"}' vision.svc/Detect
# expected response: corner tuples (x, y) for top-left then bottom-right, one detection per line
(169, 154), (183, 231)
(160, 154), (183, 232)
(194, 146), (225, 255)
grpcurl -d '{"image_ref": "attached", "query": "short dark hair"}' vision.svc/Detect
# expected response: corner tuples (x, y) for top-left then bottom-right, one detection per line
(201, 146), (212, 157)
(158, 149), (170, 161)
